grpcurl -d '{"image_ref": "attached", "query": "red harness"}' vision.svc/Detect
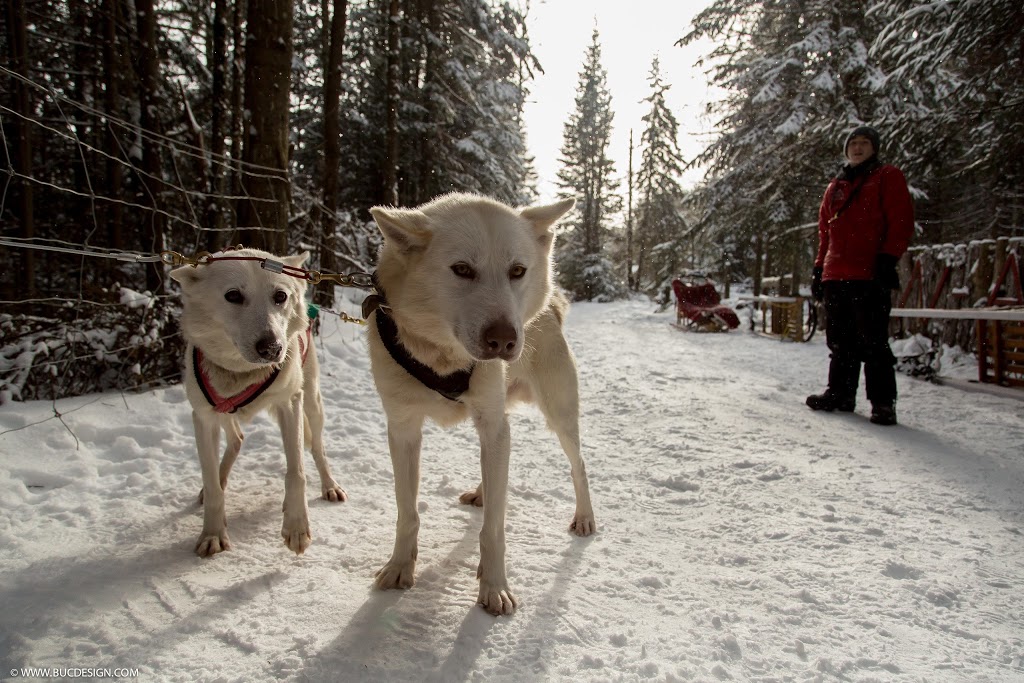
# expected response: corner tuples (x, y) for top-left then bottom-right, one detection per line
(194, 327), (312, 414)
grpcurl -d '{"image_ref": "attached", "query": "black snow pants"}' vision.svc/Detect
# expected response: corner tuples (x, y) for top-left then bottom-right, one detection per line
(822, 280), (898, 406)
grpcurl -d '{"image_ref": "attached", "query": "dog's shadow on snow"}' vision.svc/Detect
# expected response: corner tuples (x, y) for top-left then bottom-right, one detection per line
(303, 512), (492, 681)
(499, 532), (597, 672)
(305, 507), (596, 681)
(0, 497), (301, 672)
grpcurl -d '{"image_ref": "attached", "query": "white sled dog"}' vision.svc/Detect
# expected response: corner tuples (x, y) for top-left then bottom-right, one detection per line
(171, 248), (347, 558)
(366, 192), (596, 615)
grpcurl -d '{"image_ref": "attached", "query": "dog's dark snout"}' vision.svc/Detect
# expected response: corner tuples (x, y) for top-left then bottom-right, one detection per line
(255, 334), (283, 361)
(482, 320), (517, 360)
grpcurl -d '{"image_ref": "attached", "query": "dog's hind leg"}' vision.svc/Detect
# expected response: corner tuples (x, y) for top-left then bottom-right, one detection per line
(374, 416), (424, 590)
(197, 418), (243, 505)
(303, 380), (347, 503)
(459, 482), (483, 507)
(532, 341), (596, 537)
(275, 392), (312, 555)
(193, 410), (231, 556)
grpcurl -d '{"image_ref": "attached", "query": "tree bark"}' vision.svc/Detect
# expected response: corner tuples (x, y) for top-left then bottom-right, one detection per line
(227, 0), (245, 244)
(626, 130), (634, 290)
(205, 0), (229, 250)
(135, 0), (166, 292)
(316, 0), (349, 306)
(102, 0), (124, 252)
(415, 0), (437, 206)
(4, 0), (34, 298)
(382, 0), (400, 206)
(237, 0), (294, 253)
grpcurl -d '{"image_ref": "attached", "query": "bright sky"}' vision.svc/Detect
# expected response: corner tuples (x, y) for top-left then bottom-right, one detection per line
(522, 0), (721, 203)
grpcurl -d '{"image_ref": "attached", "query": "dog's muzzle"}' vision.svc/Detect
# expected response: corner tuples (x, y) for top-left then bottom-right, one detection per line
(480, 320), (518, 361)
(255, 334), (284, 362)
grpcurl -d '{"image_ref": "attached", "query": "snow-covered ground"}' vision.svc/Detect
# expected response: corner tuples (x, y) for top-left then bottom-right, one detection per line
(1, 296), (1022, 682)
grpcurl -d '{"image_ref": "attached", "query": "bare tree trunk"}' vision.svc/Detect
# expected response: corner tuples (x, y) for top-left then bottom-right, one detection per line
(316, 0), (349, 306)
(753, 232), (764, 297)
(102, 0), (124, 252)
(69, 0), (92, 241)
(237, 0), (294, 253)
(205, 0), (229, 250)
(227, 0), (245, 244)
(626, 130), (634, 290)
(635, 210), (647, 291)
(4, 0), (34, 298)
(135, 0), (166, 292)
(415, 0), (437, 206)
(382, 0), (400, 206)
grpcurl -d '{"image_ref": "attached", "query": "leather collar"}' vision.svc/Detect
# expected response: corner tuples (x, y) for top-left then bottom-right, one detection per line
(363, 274), (474, 402)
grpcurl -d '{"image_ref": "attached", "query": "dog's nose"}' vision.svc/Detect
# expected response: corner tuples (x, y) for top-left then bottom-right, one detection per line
(482, 320), (517, 360)
(255, 334), (283, 362)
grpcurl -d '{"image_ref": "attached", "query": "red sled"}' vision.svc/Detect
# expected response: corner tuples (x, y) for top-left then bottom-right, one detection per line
(671, 277), (740, 332)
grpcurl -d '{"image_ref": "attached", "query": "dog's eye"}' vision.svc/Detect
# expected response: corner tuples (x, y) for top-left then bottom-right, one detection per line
(451, 263), (476, 279)
(224, 290), (244, 305)
(509, 264), (527, 279)
(273, 290), (288, 305)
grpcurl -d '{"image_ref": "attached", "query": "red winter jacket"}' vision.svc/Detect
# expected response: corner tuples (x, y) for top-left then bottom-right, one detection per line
(815, 162), (914, 281)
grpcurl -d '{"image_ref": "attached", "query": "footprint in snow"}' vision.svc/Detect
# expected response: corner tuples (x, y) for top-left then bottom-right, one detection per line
(882, 561), (922, 580)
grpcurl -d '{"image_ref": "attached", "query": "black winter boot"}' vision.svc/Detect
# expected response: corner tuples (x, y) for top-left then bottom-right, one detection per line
(805, 392), (856, 412)
(870, 404), (897, 425)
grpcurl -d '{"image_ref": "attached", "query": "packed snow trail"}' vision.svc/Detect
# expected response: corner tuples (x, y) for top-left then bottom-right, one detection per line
(1, 297), (1022, 681)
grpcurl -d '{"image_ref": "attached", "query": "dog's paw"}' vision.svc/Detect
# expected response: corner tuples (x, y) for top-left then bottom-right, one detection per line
(195, 529), (231, 557)
(322, 482), (348, 503)
(281, 523), (312, 555)
(478, 581), (518, 616)
(374, 560), (416, 590)
(569, 512), (597, 537)
(459, 489), (484, 507)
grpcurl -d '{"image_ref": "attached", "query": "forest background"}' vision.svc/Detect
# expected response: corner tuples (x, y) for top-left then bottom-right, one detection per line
(1, 0), (1022, 400)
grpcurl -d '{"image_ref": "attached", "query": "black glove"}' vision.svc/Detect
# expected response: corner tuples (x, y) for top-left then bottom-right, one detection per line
(874, 254), (900, 291)
(811, 266), (824, 302)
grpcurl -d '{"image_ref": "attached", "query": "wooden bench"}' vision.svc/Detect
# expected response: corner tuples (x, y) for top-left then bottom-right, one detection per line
(889, 307), (1024, 387)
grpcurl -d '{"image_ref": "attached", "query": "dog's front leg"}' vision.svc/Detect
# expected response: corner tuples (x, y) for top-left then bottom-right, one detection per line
(375, 416), (424, 589)
(474, 409), (517, 615)
(193, 410), (230, 556)
(276, 392), (312, 555)
(197, 418), (243, 505)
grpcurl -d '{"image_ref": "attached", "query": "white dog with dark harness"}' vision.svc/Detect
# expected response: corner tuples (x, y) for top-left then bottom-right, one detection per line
(171, 248), (346, 557)
(365, 193), (596, 615)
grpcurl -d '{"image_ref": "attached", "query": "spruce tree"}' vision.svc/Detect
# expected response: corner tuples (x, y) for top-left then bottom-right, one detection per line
(555, 27), (623, 301)
(634, 56), (688, 294)
(873, 0), (1024, 240)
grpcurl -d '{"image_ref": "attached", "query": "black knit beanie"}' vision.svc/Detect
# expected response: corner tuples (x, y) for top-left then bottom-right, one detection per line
(844, 125), (880, 156)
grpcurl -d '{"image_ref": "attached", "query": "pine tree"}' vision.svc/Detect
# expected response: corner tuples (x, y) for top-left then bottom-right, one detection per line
(633, 56), (688, 294)
(873, 0), (1024, 240)
(555, 27), (623, 302)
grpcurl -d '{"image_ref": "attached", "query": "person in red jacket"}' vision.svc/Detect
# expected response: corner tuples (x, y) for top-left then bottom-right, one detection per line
(806, 125), (914, 425)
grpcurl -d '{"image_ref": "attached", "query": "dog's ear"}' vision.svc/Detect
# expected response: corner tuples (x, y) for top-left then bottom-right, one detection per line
(521, 198), (575, 246)
(370, 207), (432, 254)
(283, 251), (310, 269)
(169, 265), (201, 287)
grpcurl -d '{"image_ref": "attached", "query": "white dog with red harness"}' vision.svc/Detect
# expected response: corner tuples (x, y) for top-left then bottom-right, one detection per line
(171, 248), (346, 557)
